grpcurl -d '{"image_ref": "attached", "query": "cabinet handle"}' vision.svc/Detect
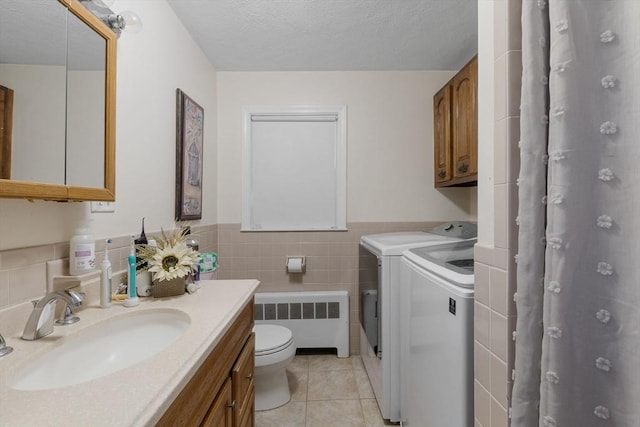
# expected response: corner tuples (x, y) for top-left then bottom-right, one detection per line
(228, 400), (236, 409)
(438, 170), (446, 179)
(245, 373), (253, 380)
(457, 163), (469, 173)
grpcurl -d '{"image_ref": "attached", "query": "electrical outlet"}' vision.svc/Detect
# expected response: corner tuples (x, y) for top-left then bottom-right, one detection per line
(91, 201), (115, 213)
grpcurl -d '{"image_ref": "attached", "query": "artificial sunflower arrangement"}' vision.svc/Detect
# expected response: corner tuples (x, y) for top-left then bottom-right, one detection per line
(136, 225), (199, 283)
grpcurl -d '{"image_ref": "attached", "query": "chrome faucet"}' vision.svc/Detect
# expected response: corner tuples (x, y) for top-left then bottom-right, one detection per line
(0, 333), (13, 357)
(22, 289), (85, 341)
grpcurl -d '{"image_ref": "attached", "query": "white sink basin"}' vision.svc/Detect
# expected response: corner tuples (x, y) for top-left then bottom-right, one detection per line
(9, 309), (190, 391)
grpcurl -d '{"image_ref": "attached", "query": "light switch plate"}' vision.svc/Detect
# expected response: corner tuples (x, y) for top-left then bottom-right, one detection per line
(91, 201), (115, 213)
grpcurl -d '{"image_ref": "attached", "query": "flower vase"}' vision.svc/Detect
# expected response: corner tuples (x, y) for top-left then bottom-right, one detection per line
(151, 277), (186, 298)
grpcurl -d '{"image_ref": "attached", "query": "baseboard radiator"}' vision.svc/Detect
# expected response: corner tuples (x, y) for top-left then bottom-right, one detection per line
(254, 291), (350, 357)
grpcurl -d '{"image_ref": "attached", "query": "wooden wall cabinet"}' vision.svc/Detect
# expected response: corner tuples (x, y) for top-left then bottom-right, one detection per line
(158, 300), (255, 427)
(434, 55), (478, 187)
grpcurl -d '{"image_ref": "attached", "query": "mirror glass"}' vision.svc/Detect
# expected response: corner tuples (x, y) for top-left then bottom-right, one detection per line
(0, 0), (68, 184)
(66, 10), (106, 188)
(0, 0), (113, 198)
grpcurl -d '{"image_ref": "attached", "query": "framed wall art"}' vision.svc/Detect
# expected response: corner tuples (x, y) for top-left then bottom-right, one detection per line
(175, 89), (204, 220)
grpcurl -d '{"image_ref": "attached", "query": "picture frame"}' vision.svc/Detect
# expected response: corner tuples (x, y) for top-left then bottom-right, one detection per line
(175, 89), (204, 221)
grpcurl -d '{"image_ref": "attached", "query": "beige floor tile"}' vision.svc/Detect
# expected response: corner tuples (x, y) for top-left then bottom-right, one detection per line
(288, 370), (308, 401)
(289, 355), (310, 372)
(308, 354), (353, 371)
(351, 355), (365, 371)
(256, 353), (386, 426)
(354, 368), (375, 399)
(360, 399), (386, 427)
(255, 401), (306, 427)
(306, 400), (365, 427)
(308, 369), (359, 400)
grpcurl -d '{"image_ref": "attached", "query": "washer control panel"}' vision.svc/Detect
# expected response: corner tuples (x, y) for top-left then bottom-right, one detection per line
(428, 221), (477, 240)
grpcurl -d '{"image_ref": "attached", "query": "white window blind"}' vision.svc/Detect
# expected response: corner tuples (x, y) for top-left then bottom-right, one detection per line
(242, 106), (347, 231)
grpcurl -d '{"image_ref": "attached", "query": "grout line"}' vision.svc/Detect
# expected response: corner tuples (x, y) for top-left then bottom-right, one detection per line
(257, 355), (384, 427)
(304, 356), (309, 427)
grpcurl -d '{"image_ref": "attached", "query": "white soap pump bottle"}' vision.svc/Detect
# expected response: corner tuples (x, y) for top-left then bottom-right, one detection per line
(100, 239), (112, 308)
(69, 221), (96, 276)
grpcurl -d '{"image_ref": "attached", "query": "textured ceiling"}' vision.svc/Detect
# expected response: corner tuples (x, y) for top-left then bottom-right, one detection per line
(166, 0), (478, 71)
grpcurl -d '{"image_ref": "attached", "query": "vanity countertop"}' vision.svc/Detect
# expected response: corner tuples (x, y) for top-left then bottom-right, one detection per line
(0, 279), (259, 427)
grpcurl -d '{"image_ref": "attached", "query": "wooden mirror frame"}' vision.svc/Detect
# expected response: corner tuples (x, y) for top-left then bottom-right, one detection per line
(0, 0), (116, 202)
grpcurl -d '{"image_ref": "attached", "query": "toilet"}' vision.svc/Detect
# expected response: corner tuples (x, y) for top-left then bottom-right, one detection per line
(253, 324), (296, 411)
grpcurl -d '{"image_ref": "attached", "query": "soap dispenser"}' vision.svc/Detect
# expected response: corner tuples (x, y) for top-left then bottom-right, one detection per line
(69, 220), (96, 276)
(135, 217), (148, 246)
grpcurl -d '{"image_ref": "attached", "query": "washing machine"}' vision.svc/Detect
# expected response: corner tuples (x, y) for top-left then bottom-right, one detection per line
(358, 222), (476, 422)
(399, 239), (476, 427)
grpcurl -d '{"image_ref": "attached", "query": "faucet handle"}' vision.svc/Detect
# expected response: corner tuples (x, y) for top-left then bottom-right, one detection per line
(54, 290), (84, 325)
(55, 304), (80, 326)
(62, 289), (85, 307)
(0, 333), (14, 358)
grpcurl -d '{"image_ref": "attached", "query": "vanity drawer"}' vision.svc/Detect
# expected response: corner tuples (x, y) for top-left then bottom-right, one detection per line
(232, 332), (255, 424)
(201, 377), (232, 427)
(237, 383), (255, 427)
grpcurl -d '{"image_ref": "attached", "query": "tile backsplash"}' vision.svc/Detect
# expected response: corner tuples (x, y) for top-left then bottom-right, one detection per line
(0, 221), (442, 354)
(0, 224), (218, 311)
(216, 222), (441, 354)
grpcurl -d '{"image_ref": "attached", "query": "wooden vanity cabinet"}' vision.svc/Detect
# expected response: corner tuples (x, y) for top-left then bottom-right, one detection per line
(201, 378), (233, 427)
(231, 333), (256, 427)
(157, 300), (255, 427)
(434, 55), (478, 187)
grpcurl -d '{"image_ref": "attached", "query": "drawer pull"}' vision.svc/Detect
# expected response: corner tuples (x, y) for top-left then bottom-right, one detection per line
(457, 163), (469, 173)
(245, 373), (253, 380)
(228, 400), (236, 409)
(438, 170), (446, 179)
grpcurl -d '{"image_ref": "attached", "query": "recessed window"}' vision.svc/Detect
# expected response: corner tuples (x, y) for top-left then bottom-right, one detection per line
(242, 106), (347, 231)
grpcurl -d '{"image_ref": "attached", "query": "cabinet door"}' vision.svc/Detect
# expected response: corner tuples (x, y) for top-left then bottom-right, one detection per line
(237, 385), (255, 427)
(451, 56), (478, 180)
(202, 378), (233, 427)
(232, 333), (255, 427)
(433, 83), (452, 186)
(157, 301), (254, 427)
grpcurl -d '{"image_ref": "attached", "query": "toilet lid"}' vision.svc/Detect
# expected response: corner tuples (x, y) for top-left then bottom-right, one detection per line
(253, 324), (293, 355)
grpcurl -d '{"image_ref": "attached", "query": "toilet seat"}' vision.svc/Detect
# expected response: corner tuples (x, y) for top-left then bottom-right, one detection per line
(254, 324), (294, 356)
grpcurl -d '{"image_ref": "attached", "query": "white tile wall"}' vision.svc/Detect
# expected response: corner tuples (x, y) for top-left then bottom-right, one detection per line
(474, 1), (522, 426)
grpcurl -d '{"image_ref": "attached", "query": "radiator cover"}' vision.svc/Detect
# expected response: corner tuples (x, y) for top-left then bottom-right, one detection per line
(254, 291), (349, 357)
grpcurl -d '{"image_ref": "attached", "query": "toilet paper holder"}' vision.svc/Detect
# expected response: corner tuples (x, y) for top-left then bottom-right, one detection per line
(286, 256), (306, 274)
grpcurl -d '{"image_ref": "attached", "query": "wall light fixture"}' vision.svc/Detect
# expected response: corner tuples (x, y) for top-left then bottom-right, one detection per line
(79, 0), (143, 37)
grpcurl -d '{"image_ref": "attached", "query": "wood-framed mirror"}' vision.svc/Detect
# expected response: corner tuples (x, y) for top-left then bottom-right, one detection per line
(0, 0), (116, 201)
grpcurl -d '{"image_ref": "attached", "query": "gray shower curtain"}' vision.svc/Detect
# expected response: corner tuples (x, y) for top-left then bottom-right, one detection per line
(511, 1), (640, 426)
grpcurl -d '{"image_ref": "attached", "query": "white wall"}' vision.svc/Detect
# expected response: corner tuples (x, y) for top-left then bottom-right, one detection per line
(67, 70), (105, 189)
(477, 0), (495, 245)
(0, 64), (67, 184)
(0, 3), (479, 250)
(217, 71), (475, 224)
(0, 0), (217, 250)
